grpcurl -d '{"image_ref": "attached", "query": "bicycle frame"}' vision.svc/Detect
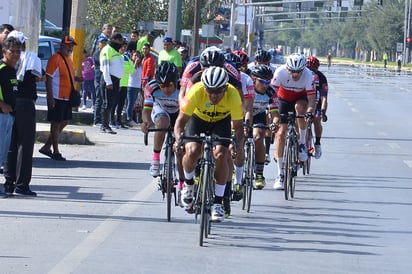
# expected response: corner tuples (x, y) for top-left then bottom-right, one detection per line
(283, 112), (304, 200)
(242, 123), (255, 213)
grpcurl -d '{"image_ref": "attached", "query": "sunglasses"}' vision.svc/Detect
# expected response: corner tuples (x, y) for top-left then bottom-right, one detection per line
(206, 86), (226, 94)
(159, 82), (174, 88)
(289, 69), (303, 74)
(257, 78), (271, 85)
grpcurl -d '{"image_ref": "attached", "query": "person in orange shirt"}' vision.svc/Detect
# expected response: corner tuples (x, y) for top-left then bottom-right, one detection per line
(39, 36), (82, 161)
(141, 43), (156, 88)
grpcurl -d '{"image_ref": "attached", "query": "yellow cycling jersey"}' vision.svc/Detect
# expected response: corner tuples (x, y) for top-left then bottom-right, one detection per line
(180, 82), (243, 123)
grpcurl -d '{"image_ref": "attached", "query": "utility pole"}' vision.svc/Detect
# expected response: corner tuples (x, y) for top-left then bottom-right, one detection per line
(191, 0), (200, 56)
(167, 0), (182, 40)
(70, 0), (87, 89)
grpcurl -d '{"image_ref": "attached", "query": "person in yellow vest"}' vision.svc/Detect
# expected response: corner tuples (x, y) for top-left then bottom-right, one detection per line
(99, 33), (125, 134)
(383, 52), (388, 69)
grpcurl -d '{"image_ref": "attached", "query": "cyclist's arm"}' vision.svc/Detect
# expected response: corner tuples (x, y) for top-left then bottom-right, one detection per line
(174, 112), (191, 144)
(243, 97), (254, 127)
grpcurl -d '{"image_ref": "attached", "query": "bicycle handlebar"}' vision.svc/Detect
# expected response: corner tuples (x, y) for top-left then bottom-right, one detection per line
(144, 127), (174, 146)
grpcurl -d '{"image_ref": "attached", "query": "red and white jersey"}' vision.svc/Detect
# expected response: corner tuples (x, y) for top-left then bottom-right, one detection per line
(271, 64), (315, 102)
(240, 71), (255, 100)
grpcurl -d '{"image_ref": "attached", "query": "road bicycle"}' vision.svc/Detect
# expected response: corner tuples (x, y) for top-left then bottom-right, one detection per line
(179, 133), (232, 246)
(240, 122), (268, 212)
(282, 112), (306, 200)
(144, 127), (178, 222)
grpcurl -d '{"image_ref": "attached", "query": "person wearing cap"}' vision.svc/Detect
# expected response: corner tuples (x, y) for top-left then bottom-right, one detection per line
(136, 31), (156, 53)
(93, 36), (108, 126)
(91, 23), (113, 55)
(0, 37), (21, 197)
(99, 33), (125, 134)
(158, 36), (183, 74)
(178, 46), (190, 72)
(39, 35), (82, 161)
(2, 31), (43, 196)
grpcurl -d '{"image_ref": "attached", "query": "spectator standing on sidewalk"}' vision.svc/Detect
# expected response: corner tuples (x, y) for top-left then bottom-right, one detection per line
(141, 43), (156, 89)
(126, 50), (142, 126)
(91, 23), (112, 55)
(100, 33), (124, 134)
(3, 31), (43, 196)
(0, 37), (21, 197)
(92, 37), (108, 126)
(0, 23), (14, 175)
(39, 36), (82, 161)
(81, 49), (95, 110)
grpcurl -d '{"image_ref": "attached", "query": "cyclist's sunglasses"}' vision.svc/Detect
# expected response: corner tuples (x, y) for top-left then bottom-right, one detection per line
(257, 78), (271, 85)
(289, 69), (303, 74)
(206, 85), (227, 94)
(159, 82), (174, 88)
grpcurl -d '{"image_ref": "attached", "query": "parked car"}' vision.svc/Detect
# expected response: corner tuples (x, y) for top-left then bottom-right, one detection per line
(37, 35), (61, 91)
(44, 19), (63, 32)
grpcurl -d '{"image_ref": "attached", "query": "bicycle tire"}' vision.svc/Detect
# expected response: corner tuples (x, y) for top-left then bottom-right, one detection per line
(241, 144), (250, 210)
(165, 146), (173, 222)
(246, 143), (254, 213)
(290, 143), (298, 198)
(284, 139), (292, 200)
(199, 162), (211, 246)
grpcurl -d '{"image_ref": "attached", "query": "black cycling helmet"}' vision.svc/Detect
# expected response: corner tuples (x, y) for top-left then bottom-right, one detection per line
(200, 47), (225, 68)
(251, 64), (273, 80)
(224, 52), (242, 69)
(254, 49), (271, 63)
(155, 62), (178, 84)
(201, 66), (229, 89)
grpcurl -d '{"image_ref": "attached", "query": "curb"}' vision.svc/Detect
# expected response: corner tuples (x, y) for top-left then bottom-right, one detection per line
(36, 128), (90, 145)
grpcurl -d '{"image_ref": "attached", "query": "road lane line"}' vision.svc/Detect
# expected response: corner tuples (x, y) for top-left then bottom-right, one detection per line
(388, 143), (400, 149)
(48, 180), (156, 274)
(404, 160), (412, 168)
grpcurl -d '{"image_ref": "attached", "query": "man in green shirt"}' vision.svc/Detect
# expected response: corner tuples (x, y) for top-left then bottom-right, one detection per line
(158, 37), (183, 74)
(136, 31), (156, 53)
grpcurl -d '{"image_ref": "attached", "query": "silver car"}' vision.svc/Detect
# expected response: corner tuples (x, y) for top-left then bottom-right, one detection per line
(37, 35), (61, 91)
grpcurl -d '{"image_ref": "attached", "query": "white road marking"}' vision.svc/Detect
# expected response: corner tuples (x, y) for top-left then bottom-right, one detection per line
(351, 107), (359, 112)
(365, 121), (375, 126)
(377, 131), (388, 136)
(388, 143), (401, 149)
(404, 160), (412, 168)
(48, 181), (156, 274)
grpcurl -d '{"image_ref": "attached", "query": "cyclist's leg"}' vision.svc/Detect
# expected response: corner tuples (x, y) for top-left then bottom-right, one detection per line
(274, 99), (291, 188)
(149, 106), (170, 176)
(253, 113), (267, 189)
(295, 97), (309, 161)
(212, 144), (229, 222)
(180, 116), (204, 209)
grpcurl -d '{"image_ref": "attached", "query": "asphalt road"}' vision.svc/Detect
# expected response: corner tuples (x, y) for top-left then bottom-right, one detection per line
(1, 65), (411, 274)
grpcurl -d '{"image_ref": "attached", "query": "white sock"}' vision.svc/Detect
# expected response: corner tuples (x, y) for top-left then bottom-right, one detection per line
(299, 128), (307, 144)
(183, 169), (196, 181)
(235, 166), (244, 185)
(277, 157), (284, 176)
(215, 183), (226, 197)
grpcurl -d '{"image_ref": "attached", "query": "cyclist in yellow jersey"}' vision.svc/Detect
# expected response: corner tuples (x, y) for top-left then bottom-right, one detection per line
(174, 66), (244, 222)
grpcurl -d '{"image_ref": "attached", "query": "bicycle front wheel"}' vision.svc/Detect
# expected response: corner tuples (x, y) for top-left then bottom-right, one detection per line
(165, 147), (173, 222)
(290, 143), (298, 198)
(199, 162), (212, 246)
(246, 144), (254, 213)
(284, 139), (293, 200)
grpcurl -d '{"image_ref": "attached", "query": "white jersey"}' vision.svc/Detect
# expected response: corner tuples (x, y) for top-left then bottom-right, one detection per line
(271, 64), (315, 102)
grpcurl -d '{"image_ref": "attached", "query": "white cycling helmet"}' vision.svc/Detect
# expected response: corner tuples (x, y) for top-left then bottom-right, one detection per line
(286, 53), (306, 71)
(201, 66), (229, 89)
